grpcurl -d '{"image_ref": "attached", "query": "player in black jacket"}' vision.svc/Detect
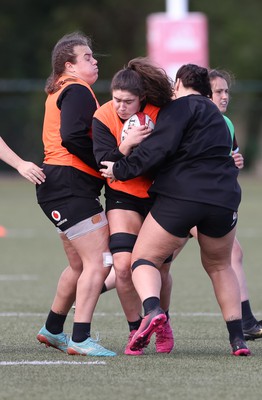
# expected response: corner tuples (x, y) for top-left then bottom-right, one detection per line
(100, 64), (250, 357)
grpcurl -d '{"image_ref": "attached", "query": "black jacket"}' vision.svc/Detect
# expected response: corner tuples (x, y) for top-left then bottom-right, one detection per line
(113, 95), (241, 211)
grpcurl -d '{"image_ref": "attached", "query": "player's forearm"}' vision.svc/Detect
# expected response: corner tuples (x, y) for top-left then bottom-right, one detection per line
(0, 137), (24, 170)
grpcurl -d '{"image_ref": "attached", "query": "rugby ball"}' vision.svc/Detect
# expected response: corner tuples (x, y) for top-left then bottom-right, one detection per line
(121, 112), (154, 142)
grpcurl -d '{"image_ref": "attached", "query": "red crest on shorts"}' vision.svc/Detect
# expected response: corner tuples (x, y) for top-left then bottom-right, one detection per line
(51, 210), (61, 221)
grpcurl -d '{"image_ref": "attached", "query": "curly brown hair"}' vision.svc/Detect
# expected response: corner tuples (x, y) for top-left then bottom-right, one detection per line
(111, 57), (174, 107)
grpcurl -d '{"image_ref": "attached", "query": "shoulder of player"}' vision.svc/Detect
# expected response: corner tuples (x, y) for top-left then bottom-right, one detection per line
(58, 84), (96, 109)
(223, 115), (235, 131)
(223, 114), (233, 125)
(158, 97), (192, 118)
(94, 100), (114, 117)
(60, 83), (93, 98)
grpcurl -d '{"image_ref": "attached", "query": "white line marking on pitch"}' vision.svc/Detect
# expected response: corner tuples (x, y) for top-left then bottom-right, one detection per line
(0, 311), (234, 318)
(0, 275), (38, 281)
(0, 360), (106, 366)
(0, 311), (261, 318)
(0, 312), (223, 317)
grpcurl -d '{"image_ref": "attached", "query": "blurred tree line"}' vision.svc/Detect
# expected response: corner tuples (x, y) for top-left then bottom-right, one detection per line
(0, 0), (261, 173)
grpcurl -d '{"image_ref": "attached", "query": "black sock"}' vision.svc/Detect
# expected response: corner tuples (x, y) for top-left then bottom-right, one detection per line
(165, 310), (170, 321)
(45, 310), (67, 334)
(143, 297), (160, 315)
(128, 318), (142, 332)
(242, 300), (257, 329)
(226, 319), (244, 343)
(100, 283), (108, 294)
(72, 322), (91, 342)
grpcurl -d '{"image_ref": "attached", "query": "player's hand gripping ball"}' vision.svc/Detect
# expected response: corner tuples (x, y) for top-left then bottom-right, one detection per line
(121, 112), (155, 142)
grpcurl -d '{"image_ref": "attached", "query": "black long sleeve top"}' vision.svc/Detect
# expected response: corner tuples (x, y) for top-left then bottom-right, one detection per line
(112, 95), (241, 211)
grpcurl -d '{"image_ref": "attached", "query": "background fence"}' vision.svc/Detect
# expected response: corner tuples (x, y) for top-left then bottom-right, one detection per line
(0, 79), (262, 175)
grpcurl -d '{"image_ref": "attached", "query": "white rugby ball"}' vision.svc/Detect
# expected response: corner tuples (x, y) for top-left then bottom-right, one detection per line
(121, 112), (155, 142)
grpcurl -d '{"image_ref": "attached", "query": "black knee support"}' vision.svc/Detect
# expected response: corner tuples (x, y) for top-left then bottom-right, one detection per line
(131, 259), (157, 271)
(109, 232), (137, 254)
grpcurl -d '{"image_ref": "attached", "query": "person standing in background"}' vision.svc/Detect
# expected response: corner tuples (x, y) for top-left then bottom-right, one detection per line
(209, 69), (262, 341)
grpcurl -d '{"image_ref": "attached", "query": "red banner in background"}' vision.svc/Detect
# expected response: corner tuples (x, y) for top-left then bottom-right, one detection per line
(147, 12), (209, 80)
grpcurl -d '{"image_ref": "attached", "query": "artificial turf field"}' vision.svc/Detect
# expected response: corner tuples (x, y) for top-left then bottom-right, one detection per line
(0, 174), (262, 400)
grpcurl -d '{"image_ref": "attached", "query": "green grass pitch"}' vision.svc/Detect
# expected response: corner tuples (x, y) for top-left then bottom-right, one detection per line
(0, 174), (261, 400)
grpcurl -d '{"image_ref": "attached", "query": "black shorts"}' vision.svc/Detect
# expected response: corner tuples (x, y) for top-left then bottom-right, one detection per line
(150, 196), (238, 238)
(105, 185), (153, 218)
(39, 196), (104, 231)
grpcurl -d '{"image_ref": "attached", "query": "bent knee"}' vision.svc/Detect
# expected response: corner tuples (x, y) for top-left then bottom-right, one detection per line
(114, 268), (132, 282)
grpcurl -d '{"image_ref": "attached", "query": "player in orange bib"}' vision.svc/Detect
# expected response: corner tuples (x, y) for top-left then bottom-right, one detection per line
(36, 32), (115, 357)
(92, 58), (178, 355)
